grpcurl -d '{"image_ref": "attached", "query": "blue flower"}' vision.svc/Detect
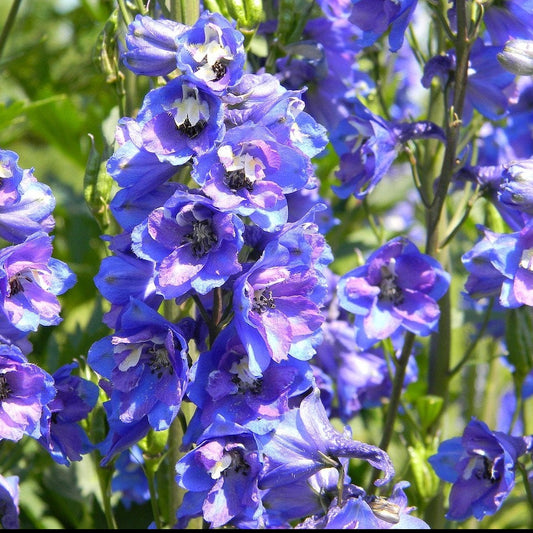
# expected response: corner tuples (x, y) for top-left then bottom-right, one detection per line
(175, 418), (265, 528)
(37, 362), (99, 466)
(337, 236), (450, 349)
(0, 232), (77, 332)
(0, 343), (55, 442)
(429, 418), (533, 521)
(192, 124), (313, 232)
(257, 388), (395, 490)
(111, 445), (151, 508)
(131, 188), (244, 299)
(88, 299), (189, 433)
(122, 15), (188, 76)
(175, 10), (245, 94)
(0, 474), (19, 529)
(0, 149), (55, 244)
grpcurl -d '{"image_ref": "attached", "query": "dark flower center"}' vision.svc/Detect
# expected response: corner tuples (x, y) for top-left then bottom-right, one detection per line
(0, 374), (13, 401)
(183, 219), (218, 257)
(378, 261), (403, 305)
(212, 60), (227, 81)
(252, 287), (276, 314)
(224, 168), (254, 192)
(148, 346), (174, 380)
(176, 117), (207, 138)
(223, 448), (250, 477)
(8, 271), (33, 298)
(473, 455), (499, 484)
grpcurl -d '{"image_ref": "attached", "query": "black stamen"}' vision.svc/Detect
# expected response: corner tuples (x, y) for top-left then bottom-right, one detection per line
(252, 288), (276, 314)
(224, 169), (254, 192)
(0, 375), (12, 401)
(183, 219), (218, 258)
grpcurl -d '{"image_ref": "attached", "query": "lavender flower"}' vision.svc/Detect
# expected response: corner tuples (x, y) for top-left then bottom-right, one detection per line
(429, 418), (533, 521)
(0, 149), (55, 244)
(0, 343), (55, 442)
(257, 388), (395, 490)
(0, 474), (19, 529)
(337, 236), (450, 349)
(0, 232), (77, 332)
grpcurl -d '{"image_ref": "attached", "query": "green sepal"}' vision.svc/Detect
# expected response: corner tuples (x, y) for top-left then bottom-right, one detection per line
(407, 440), (440, 501)
(415, 395), (444, 432)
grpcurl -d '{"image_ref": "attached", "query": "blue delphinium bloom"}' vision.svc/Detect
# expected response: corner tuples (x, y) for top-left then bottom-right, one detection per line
(37, 362), (99, 466)
(134, 76), (225, 166)
(0, 343), (55, 442)
(462, 220), (533, 307)
(428, 418), (533, 521)
(131, 188), (244, 299)
(175, 418), (265, 528)
(331, 98), (444, 199)
(232, 217), (331, 376)
(348, 0), (419, 52)
(337, 236), (450, 349)
(192, 124), (312, 232)
(88, 298), (189, 433)
(0, 474), (19, 529)
(0, 232), (77, 332)
(258, 388), (395, 490)
(479, 0), (533, 45)
(294, 481), (430, 529)
(122, 14), (188, 76)
(111, 445), (151, 509)
(175, 10), (245, 94)
(183, 325), (314, 445)
(422, 38), (518, 123)
(0, 149), (55, 244)
(497, 159), (533, 215)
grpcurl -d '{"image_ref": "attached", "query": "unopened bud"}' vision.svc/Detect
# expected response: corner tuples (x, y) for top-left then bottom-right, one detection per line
(497, 39), (533, 76)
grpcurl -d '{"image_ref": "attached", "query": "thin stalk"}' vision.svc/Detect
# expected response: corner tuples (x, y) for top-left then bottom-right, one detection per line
(0, 0), (22, 62)
(517, 461), (533, 527)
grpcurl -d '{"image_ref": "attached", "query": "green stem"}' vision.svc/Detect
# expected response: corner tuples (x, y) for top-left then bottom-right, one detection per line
(517, 461), (533, 528)
(94, 460), (118, 529)
(0, 0), (22, 62)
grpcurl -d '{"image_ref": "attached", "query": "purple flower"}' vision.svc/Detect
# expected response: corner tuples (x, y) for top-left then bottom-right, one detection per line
(111, 445), (151, 508)
(257, 387), (395, 489)
(175, 419), (265, 528)
(462, 221), (533, 307)
(295, 481), (429, 529)
(348, 0), (419, 52)
(0, 343), (55, 441)
(0, 474), (19, 529)
(497, 159), (533, 215)
(37, 362), (99, 466)
(135, 77), (225, 166)
(479, 1), (533, 45)
(122, 15), (187, 76)
(175, 10), (245, 94)
(232, 218), (331, 376)
(88, 298), (189, 433)
(422, 38), (518, 123)
(0, 149), (55, 244)
(0, 232), (77, 332)
(337, 237), (450, 349)
(428, 418), (533, 521)
(192, 124), (312, 232)
(183, 325), (314, 444)
(131, 188), (244, 299)
(331, 99), (444, 199)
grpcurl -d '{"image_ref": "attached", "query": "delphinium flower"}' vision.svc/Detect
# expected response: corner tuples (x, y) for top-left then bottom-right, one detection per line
(130, 187), (244, 299)
(330, 98), (444, 199)
(37, 362), (99, 466)
(0, 343), (55, 442)
(182, 324), (315, 446)
(0, 231), (77, 333)
(477, 0), (533, 46)
(497, 159), (533, 216)
(347, 0), (419, 52)
(0, 149), (55, 244)
(421, 38), (518, 123)
(192, 123), (313, 232)
(175, 418), (266, 528)
(428, 418), (533, 521)
(294, 480), (430, 529)
(461, 220), (533, 308)
(337, 236), (450, 349)
(87, 298), (190, 463)
(257, 387), (395, 490)
(111, 445), (151, 509)
(0, 474), (19, 529)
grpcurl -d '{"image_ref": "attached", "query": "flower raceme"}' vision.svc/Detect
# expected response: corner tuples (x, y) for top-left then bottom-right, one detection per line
(337, 236), (450, 349)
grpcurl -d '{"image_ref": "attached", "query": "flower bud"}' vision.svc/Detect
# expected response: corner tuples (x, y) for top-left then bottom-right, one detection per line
(497, 159), (533, 213)
(497, 38), (533, 76)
